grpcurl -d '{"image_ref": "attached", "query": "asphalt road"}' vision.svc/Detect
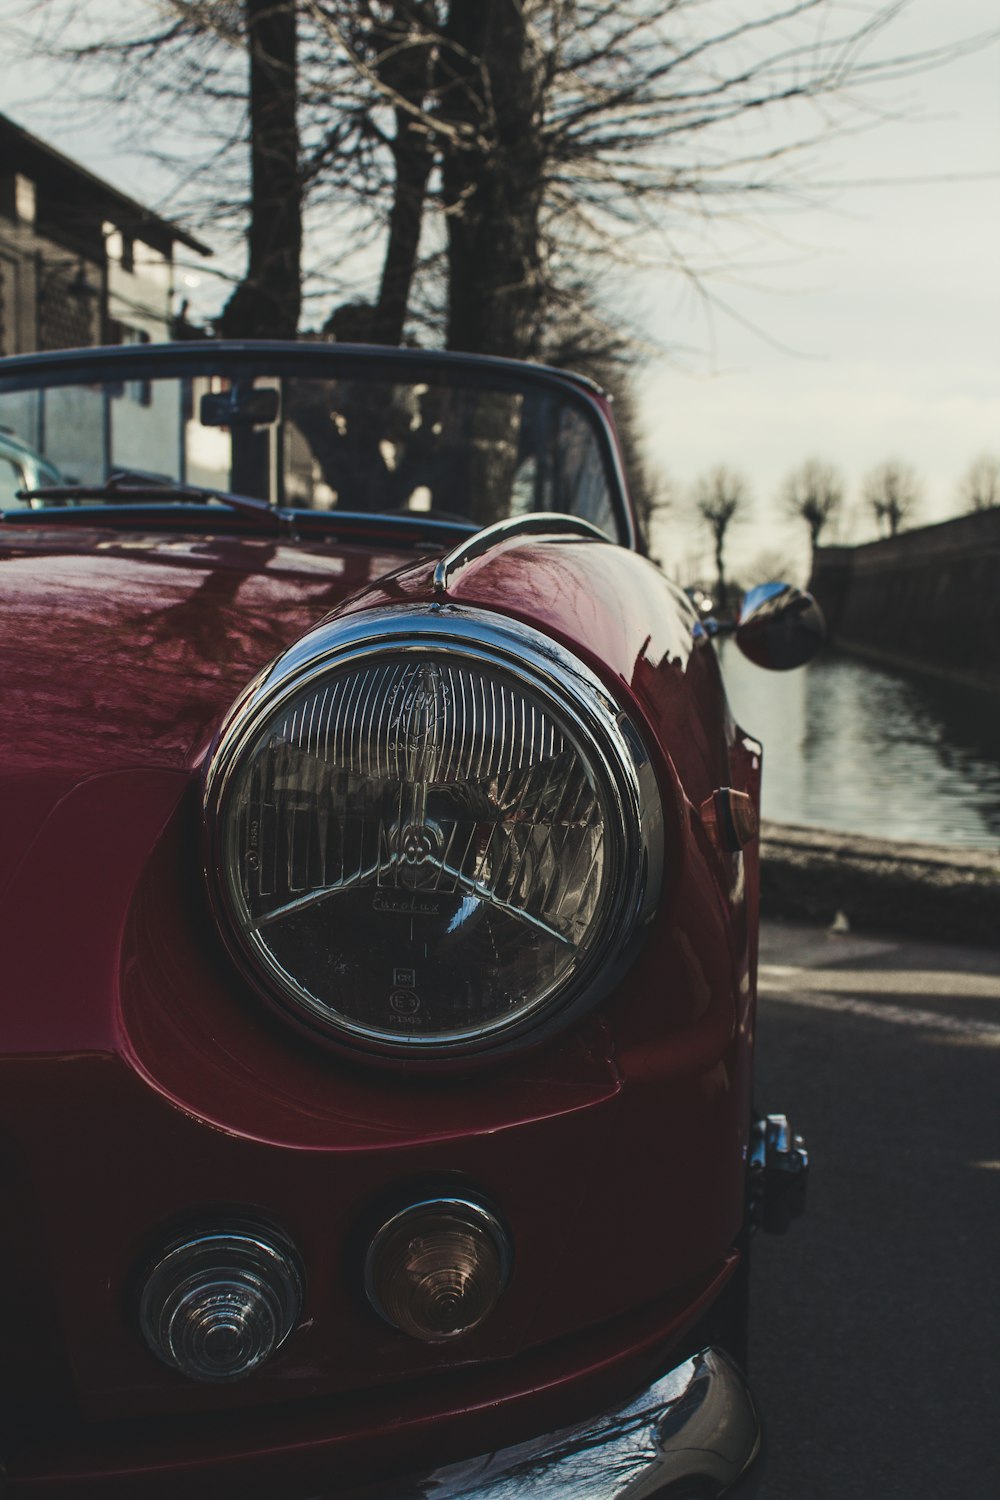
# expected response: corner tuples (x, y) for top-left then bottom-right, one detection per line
(750, 918), (1000, 1500)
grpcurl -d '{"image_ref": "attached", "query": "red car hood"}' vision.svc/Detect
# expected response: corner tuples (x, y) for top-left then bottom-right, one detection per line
(0, 526), (424, 777)
(0, 526), (429, 898)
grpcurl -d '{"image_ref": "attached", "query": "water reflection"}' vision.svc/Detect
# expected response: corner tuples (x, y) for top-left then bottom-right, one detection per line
(719, 642), (1000, 848)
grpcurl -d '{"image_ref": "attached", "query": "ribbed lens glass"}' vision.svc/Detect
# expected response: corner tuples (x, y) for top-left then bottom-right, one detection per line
(139, 1229), (302, 1382)
(219, 651), (619, 1049)
(366, 1200), (510, 1340)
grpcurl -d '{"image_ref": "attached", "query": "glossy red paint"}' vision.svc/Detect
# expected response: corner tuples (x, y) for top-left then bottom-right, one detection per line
(7, 1259), (736, 1497)
(0, 527), (418, 778)
(0, 357), (763, 1495)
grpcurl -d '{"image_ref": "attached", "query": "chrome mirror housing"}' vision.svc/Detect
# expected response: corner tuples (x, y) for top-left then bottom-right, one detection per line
(734, 582), (825, 670)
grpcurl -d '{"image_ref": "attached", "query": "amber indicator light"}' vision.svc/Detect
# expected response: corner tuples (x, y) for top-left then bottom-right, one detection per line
(364, 1197), (511, 1342)
(699, 787), (759, 853)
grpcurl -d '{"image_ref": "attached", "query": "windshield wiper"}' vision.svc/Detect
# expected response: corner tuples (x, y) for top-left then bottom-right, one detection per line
(15, 470), (278, 521)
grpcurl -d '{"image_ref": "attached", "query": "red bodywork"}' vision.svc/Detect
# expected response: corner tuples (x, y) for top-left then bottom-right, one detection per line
(0, 388), (761, 1495)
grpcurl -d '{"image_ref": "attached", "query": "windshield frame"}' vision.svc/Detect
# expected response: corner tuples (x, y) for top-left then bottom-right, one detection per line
(0, 341), (637, 549)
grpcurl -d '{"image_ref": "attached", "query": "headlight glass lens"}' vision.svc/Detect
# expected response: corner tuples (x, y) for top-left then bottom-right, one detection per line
(207, 607), (663, 1060)
(216, 647), (624, 1051)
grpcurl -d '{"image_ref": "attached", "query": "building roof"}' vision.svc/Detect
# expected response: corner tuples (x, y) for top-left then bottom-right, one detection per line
(0, 112), (212, 259)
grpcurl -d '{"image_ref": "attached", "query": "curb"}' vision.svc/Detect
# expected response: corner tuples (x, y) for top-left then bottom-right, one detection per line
(759, 821), (1000, 948)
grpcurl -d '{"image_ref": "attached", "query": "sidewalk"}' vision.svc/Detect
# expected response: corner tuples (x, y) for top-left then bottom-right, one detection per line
(760, 821), (1000, 948)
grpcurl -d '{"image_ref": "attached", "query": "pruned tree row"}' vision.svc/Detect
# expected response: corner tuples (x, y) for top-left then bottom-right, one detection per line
(691, 448), (999, 602)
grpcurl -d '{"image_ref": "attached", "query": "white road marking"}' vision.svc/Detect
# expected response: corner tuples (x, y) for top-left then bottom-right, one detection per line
(758, 966), (1000, 1038)
(758, 984), (1000, 1032)
(759, 963), (1000, 1001)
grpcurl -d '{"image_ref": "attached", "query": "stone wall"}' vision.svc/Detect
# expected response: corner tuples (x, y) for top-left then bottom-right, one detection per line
(809, 509), (1000, 693)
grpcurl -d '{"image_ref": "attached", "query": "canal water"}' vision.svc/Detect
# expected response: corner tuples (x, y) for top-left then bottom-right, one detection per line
(718, 641), (1000, 849)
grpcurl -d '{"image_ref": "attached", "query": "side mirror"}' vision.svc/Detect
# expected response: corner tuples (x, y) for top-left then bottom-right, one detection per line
(734, 582), (825, 670)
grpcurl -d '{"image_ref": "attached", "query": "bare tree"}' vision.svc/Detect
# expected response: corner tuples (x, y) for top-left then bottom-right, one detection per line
(863, 460), (920, 537)
(692, 465), (751, 604)
(314, 1), (445, 344)
(781, 458), (843, 550)
(13, 0), (983, 356)
(539, 287), (672, 554)
(422, 1), (978, 355)
(432, 1), (548, 357)
(218, 0), (302, 338)
(611, 387), (673, 561)
(9, 0), (441, 333)
(743, 547), (800, 589)
(958, 453), (1000, 512)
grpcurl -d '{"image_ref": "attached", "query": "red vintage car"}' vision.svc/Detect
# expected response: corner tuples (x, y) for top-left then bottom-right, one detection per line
(0, 342), (817, 1498)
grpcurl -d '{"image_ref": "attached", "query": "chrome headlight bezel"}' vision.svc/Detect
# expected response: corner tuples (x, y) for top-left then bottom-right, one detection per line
(203, 605), (663, 1065)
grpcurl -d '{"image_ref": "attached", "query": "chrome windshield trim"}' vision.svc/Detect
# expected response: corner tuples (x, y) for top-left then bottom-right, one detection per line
(368, 1349), (761, 1498)
(433, 513), (611, 595)
(0, 343), (638, 549)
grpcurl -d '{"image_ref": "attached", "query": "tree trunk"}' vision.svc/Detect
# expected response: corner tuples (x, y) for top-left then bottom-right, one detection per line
(715, 532), (726, 602)
(220, 0), (302, 339)
(369, 109), (434, 344)
(440, 0), (546, 358)
(369, 4), (438, 346)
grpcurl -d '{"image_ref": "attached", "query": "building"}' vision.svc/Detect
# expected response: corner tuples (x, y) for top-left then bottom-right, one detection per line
(0, 112), (210, 357)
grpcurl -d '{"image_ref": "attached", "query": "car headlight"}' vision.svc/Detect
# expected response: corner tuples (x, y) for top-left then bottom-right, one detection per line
(205, 607), (662, 1063)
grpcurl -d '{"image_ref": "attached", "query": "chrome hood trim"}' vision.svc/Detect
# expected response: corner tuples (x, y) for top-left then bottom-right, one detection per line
(433, 513), (610, 595)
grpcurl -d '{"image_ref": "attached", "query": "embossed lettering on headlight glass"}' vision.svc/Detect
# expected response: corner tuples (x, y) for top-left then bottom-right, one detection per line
(223, 654), (613, 1043)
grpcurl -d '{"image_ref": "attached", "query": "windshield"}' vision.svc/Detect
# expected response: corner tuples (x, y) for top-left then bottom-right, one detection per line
(0, 348), (627, 541)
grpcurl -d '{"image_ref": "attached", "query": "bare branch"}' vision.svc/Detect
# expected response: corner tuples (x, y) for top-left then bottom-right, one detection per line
(862, 460), (920, 537)
(957, 454), (1000, 514)
(781, 458), (845, 549)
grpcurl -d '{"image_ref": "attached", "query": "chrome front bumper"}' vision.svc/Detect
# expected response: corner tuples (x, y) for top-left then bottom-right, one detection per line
(377, 1347), (762, 1499)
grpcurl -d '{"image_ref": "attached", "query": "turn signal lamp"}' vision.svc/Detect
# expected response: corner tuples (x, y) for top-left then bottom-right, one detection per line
(364, 1197), (511, 1341)
(138, 1225), (303, 1382)
(699, 787), (759, 853)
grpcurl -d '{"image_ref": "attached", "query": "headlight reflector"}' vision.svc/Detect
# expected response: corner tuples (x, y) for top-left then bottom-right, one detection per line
(206, 609), (661, 1060)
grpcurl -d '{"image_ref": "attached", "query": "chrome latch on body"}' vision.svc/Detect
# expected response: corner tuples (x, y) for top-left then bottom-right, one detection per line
(750, 1112), (809, 1234)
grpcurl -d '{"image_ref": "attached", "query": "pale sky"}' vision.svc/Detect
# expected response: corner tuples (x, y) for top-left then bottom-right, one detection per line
(2, 0), (998, 587)
(637, 0), (1000, 581)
